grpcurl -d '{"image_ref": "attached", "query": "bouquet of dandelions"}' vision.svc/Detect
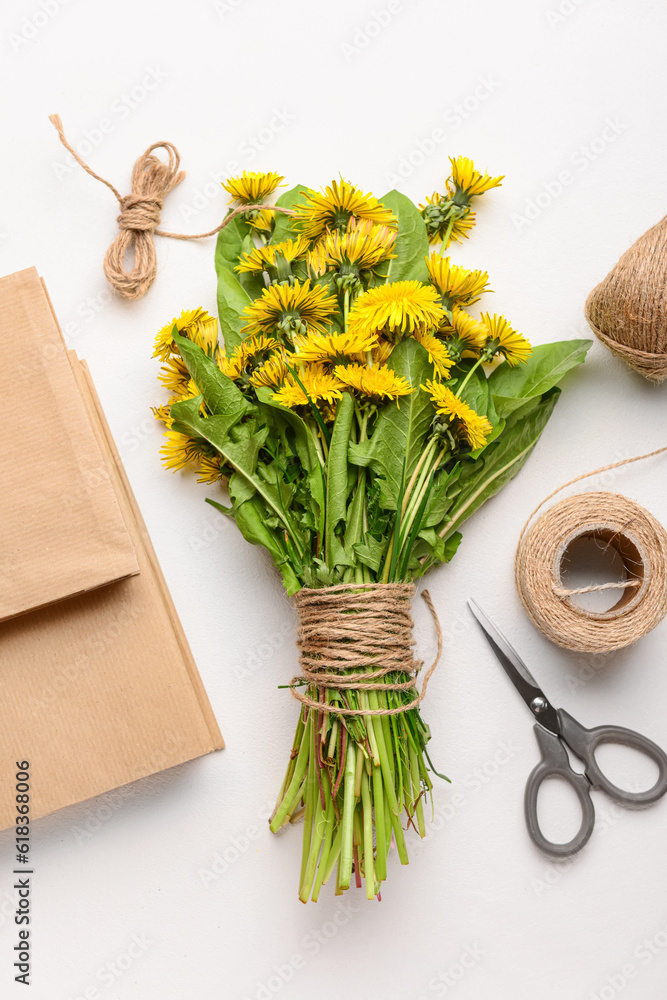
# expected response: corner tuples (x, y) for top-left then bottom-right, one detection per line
(153, 157), (590, 902)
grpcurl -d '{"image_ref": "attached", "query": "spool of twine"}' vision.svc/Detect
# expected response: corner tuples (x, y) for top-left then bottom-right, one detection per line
(515, 491), (667, 653)
(289, 583), (442, 717)
(585, 214), (667, 383)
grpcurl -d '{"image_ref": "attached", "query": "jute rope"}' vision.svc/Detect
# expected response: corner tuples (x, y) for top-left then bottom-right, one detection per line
(585, 289), (667, 383)
(584, 213), (667, 384)
(289, 583), (442, 717)
(515, 446), (667, 653)
(49, 114), (295, 300)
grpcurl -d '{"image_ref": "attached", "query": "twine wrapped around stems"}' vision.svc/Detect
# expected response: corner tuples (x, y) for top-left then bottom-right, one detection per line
(290, 583), (442, 717)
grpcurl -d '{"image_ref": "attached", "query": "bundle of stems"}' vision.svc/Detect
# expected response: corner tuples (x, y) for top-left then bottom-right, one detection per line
(270, 669), (434, 902)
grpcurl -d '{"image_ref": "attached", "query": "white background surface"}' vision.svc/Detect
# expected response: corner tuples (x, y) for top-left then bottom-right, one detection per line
(1, 1), (667, 998)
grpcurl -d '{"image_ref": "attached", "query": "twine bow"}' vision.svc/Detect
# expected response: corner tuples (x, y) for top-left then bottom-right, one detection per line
(49, 114), (295, 301)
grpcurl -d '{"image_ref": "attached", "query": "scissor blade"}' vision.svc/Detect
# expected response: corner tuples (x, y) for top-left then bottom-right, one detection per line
(468, 599), (560, 734)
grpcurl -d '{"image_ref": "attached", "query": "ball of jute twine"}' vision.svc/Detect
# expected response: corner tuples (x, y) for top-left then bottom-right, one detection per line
(585, 214), (667, 383)
(515, 447), (667, 653)
(289, 583), (442, 718)
(49, 114), (295, 300)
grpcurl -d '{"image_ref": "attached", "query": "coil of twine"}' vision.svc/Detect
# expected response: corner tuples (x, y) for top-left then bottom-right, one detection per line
(515, 450), (667, 652)
(585, 214), (667, 383)
(49, 114), (295, 300)
(290, 583), (442, 718)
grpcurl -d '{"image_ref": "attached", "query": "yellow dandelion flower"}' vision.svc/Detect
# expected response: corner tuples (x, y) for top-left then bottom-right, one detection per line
(322, 219), (397, 273)
(168, 377), (203, 404)
(248, 354), (289, 389)
(419, 191), (477, 245)
(197, 454), (225, 484)
(447, 308), (488, 350)
(247, 209), (275, 235)
(350, 337), (394, 366)
(481, 313), (532, 366)
(153, 307), (218, 361)
(307, 240), (328, 278)
(293, 180), (397, 241)
(272, 363), (344, 408)
(414, 330), (454, 378)
(447, 157), (504, 198)
(347, 280), (445, 342)
(425, 254), (490, 308)
(220, 335), (281, 379)
(235, 236), (310, 275)
(422, 380), (493, 450)
(158, 355), (190, 395)
(293, 329), (378, 363)
(241, 279), (338, 338)
(151, 404), (172, 425)
(222, 171), (284, 205)
(160, 430), (204, 472)
(334, 363), (414, 401)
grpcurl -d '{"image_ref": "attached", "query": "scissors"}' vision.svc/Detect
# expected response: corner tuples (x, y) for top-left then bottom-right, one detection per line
(468, 599), (667, 856)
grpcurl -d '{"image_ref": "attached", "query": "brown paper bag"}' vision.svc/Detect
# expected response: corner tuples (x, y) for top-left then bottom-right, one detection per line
(0, 268), (139, 621)
(0, 269), (223, 830)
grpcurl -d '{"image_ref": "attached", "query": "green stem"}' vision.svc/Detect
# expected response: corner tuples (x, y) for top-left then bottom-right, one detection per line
(339, 741), (357, 890)
(408, 742), (426, 838)
(298, 735), (317, 891)
(360, 770), (375, 900)
(400, 446), (442, 545)
(369, 694), (409, 864)
(372, 763), (387, 883)
(321, 825), (344, 887)
(280, 775), (307, 829)
(270, 715), (312, 832)
(438, 443), (534, 538)
(400, 438), (437, 517)
(299, 772), (331, 903)
(456, 356), (484, 397)
(438, 216), (455, 256)
(273, 711), (305, 813)
(310, 792), (336, 902)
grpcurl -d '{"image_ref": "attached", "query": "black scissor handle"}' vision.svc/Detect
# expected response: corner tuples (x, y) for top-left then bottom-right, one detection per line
(524, 725), (595, 857)
(559, 709), (667, 806)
